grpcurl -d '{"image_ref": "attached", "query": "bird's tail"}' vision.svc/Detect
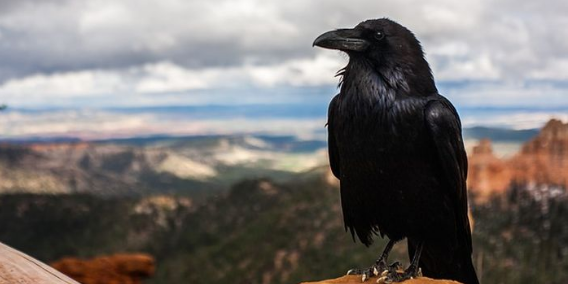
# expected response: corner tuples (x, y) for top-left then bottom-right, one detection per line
(409, 240), (480, 284)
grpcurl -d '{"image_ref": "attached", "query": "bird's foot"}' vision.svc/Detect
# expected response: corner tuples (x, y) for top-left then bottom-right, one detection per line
(376, 265), (422, 284)
(346, 261), (401, 282)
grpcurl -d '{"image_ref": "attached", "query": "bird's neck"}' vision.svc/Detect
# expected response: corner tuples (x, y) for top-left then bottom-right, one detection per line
(340, 57), (437, 100)
(339, 59), (398, 105)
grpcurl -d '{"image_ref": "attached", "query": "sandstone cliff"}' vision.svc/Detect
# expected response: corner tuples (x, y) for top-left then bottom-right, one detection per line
(468, 119), (568, 202)
(467, 139), (513, 202)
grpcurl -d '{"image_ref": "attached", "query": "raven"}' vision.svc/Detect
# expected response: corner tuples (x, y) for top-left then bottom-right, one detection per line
(313, 19), (479, 284)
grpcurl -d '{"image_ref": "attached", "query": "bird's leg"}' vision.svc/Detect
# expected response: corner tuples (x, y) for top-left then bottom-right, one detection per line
(347, 239), (397, 282)
(376, 242), (424, 284)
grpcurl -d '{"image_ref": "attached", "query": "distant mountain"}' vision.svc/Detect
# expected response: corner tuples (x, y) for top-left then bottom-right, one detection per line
(99, 134), (327, 153)
(0, 122), (553, 198)
(0, 135), (326, 196)
(0, 136), (82, 144)
(0, 142), (214, 196)
(462, 127), (538, 142)
(2, 126), (537, 145)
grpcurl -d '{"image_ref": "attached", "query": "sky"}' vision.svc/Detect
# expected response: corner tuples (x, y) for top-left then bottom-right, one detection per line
(0, 0), (567, 139)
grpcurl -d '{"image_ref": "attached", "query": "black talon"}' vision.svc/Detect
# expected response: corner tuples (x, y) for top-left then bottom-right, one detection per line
(345, 240), (396, 281)
(378, 242), (424, 283)
(388, 261), (403, 272)
(346, 268), (369, 275)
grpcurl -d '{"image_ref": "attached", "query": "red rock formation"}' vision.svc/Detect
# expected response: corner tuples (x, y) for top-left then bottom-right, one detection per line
(467, 139), (512, 202)
(510, 119), (568, 188)
(50, 253), (155, 284)
(468, 119), (568, 202)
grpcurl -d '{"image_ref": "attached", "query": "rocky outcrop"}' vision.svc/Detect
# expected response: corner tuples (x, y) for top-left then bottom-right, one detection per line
(50, 254), (155, 284)
(509, 119), (568, 187)
(468, 119), (568, 202)
(467, 139), (512, 202)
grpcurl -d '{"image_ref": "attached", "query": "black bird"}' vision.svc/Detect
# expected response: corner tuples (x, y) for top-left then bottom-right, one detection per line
(313, 18), (479, 284)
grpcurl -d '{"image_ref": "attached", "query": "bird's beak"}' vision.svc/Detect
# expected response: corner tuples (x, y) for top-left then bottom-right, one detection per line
(313, 29), (369, 52)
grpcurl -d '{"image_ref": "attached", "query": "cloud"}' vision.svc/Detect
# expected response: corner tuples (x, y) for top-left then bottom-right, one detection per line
(0, 0), (310, 78)
(2, 104), (565, 140)
(442, 81), (568, 108)
(0, 0), (567, 107)
(1, 0), (567, 78)
(0, 52), (345, 105)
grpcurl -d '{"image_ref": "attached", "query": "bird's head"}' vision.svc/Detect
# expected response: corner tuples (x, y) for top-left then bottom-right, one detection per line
(313, 18), (436, 95)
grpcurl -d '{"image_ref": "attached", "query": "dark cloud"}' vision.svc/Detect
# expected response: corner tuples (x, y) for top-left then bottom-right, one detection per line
(0, 0), (69, 15)
(0, 0), (317, 81)
(0, 0), (566, 84)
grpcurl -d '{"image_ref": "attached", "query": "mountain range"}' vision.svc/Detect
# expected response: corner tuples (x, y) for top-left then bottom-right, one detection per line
(0, 135), (327, 197)
(0, 125), (540, 197)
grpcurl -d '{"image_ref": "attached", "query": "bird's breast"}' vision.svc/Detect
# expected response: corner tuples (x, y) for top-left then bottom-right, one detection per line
(332, 93), (433, 180)
(335, 94), (425, 143)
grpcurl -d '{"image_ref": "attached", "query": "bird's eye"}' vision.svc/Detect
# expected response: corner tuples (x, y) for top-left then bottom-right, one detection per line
(374, 31), (385, 40)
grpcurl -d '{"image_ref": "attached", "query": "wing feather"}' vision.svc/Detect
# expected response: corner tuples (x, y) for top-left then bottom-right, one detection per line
(328, 95), (341, 179)
(425, 98), (472, 253)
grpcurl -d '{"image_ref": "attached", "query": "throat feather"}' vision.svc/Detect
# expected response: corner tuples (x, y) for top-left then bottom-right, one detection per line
(340, 61), (398, 110)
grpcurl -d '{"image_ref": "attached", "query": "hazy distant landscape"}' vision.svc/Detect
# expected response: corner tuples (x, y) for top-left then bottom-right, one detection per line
(1, 118), (567, 283)
(2, 99), (566, 141)
(0, 124), (540, 197)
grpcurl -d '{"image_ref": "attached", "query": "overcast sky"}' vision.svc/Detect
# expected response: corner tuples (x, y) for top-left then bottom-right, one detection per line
(0, 0), (566, 108)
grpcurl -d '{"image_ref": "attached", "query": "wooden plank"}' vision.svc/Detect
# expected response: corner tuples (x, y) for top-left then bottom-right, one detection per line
(0, 242), (79, 284)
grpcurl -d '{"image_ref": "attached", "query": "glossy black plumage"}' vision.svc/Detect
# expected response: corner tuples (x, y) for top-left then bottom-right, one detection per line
(317, 19), (479, 284)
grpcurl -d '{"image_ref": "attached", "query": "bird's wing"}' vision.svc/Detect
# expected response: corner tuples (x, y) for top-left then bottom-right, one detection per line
(424, 98), (472, 252)
(327, 95), (341, 179)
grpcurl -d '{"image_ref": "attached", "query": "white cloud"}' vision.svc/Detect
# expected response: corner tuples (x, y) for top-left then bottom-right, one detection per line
(0, 70), (125, 98)
(243, 52), (346, 87)
(431, 54), (501, 80)
(0, 0), (567, 106)
(0, 52), (344, 103)
(530, 58), (568, 80)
